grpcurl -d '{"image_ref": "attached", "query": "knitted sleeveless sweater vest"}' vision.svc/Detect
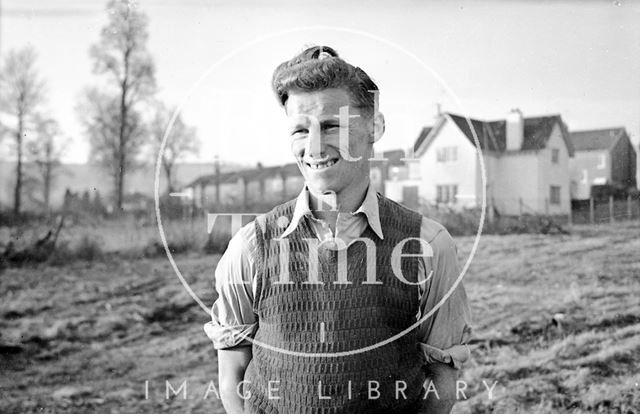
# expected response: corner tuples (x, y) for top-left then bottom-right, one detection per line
(244, 195), (427, 413)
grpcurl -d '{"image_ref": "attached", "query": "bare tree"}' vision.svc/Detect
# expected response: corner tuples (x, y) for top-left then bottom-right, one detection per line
(79, 88), (147, 206)
(0, 121), (7, 144)
(0, 47), (47, 215)
(27, 115), (68, 212)
(151, 102), (199, 193)
(83, 0), (155, 211)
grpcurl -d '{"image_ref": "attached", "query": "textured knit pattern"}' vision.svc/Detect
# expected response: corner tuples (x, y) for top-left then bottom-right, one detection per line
(245, 195), (427, 414)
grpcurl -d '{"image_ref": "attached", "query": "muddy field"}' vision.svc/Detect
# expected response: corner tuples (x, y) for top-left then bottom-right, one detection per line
(1, 222), (639, 413)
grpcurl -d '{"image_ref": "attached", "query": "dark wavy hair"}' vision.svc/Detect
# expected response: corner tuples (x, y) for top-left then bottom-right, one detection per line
(271, 45), (379, 117)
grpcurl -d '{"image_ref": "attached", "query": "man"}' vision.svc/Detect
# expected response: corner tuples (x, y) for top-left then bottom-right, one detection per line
(204, 45), (472, 413)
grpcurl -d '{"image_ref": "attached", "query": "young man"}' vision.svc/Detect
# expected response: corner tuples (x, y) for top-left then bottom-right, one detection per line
(205, 46), (472, 413)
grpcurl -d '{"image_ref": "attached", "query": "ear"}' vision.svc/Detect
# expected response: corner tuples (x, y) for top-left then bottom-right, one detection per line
(371, 112), (385, 143)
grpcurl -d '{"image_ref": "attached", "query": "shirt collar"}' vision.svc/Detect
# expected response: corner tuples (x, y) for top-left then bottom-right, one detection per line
(353, 184), (384, 240)
(280, 184), (384, 240)
(280, 188), (313, 239)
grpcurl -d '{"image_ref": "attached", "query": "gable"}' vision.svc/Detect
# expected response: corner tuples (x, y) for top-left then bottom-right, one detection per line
(414, 115), (477, 158)
(521, 116), (574, 156)
(546, 123), (570, 158)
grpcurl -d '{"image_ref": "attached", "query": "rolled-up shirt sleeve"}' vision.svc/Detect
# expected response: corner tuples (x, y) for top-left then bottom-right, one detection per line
(417, 219), (473, 369)
(203, 222), (258, 349)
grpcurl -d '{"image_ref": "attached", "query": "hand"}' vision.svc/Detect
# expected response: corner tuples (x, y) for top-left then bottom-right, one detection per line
(422, 361), (458, 414)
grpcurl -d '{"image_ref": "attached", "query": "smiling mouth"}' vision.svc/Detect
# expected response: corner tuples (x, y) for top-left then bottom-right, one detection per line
(306, 158), (339, 170)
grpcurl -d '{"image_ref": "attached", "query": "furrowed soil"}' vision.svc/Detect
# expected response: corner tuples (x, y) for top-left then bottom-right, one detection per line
(1, 222), (639, 413)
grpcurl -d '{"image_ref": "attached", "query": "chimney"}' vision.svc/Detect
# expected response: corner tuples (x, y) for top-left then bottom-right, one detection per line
(506, 109), (524, 151)
(434, 103), (442, 122)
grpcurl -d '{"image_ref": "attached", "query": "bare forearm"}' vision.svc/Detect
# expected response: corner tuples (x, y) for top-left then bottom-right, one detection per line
(218, 347), (252, 414)
(220, 384), (245, 414)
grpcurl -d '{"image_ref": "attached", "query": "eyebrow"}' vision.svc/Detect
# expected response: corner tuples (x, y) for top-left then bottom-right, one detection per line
(289, 118), (341, 129)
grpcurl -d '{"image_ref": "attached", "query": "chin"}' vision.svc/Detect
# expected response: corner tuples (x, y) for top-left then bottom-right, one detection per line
(307, 181), (338, 196)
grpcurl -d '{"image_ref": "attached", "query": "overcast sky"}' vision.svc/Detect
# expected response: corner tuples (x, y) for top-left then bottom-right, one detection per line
(2, 0), (639, 167)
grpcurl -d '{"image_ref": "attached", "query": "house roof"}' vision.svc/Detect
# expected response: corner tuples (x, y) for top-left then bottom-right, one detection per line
(413, 127), (433, 153)
(447, 114), (504, 152)
(570, 128), (626, 152)
(415, 112), (574, 156)
(187, 162), (301, 188)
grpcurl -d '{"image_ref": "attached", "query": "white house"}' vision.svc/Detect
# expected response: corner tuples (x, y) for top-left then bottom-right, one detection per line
(401, 110), (574, 216)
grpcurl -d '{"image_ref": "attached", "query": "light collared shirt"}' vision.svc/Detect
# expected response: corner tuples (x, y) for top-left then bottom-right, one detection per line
(204, 185), (472, 368)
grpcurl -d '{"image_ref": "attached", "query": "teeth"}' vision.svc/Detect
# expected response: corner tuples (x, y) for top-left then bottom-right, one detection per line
(309, 160), (336, 170)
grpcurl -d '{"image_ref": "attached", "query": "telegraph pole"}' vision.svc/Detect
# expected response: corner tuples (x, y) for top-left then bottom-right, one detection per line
(214, 154), (221, 205)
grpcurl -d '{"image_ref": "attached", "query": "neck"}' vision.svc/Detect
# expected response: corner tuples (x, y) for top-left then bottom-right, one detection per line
(308, 177), (370, 219)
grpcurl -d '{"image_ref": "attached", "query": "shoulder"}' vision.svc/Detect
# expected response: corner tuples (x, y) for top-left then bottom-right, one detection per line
(420, 216), (450, 244)
(219, 199), (296, 269)
(419, 216), (458, 265)
(225, 220), (257, 260)
(254, 199), (297, 234)
(223, 198), (296, 256)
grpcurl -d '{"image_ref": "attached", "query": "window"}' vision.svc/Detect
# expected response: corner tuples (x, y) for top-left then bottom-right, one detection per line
(436, 146), (458, 163)
(436, 184), (458, 203)
(550, 186), (561, 205)
(597, 153), (606, 169)
(551, 148), (559, 164)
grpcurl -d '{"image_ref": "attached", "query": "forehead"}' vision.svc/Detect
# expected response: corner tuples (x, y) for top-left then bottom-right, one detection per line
(285, 88), (357, 118)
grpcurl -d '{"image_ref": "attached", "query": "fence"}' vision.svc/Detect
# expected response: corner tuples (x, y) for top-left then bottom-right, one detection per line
(570, 195), (640, 225)
(417, 193), (640, 236)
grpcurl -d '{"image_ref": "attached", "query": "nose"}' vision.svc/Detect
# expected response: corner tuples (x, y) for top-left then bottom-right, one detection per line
(305, 124), (325, 158)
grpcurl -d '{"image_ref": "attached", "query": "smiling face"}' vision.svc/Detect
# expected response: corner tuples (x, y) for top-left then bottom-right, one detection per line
(286, 88), (375, 202)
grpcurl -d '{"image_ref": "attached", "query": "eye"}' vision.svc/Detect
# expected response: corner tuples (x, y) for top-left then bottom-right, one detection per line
(323, 124), (340, 132)
(292, 128), (308, 136)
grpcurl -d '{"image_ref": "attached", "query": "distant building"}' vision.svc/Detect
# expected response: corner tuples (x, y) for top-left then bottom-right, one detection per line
(569, 128), (637, 200)
(184, 163), (304, 210)
(370, 149), (411, 199)
(184, 151), (420, 212)
(0, 161), (231, 211)
(404, 110), (575, 215)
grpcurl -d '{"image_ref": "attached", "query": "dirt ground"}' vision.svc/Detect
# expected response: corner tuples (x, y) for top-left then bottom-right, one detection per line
(1, 222), (639, 413)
